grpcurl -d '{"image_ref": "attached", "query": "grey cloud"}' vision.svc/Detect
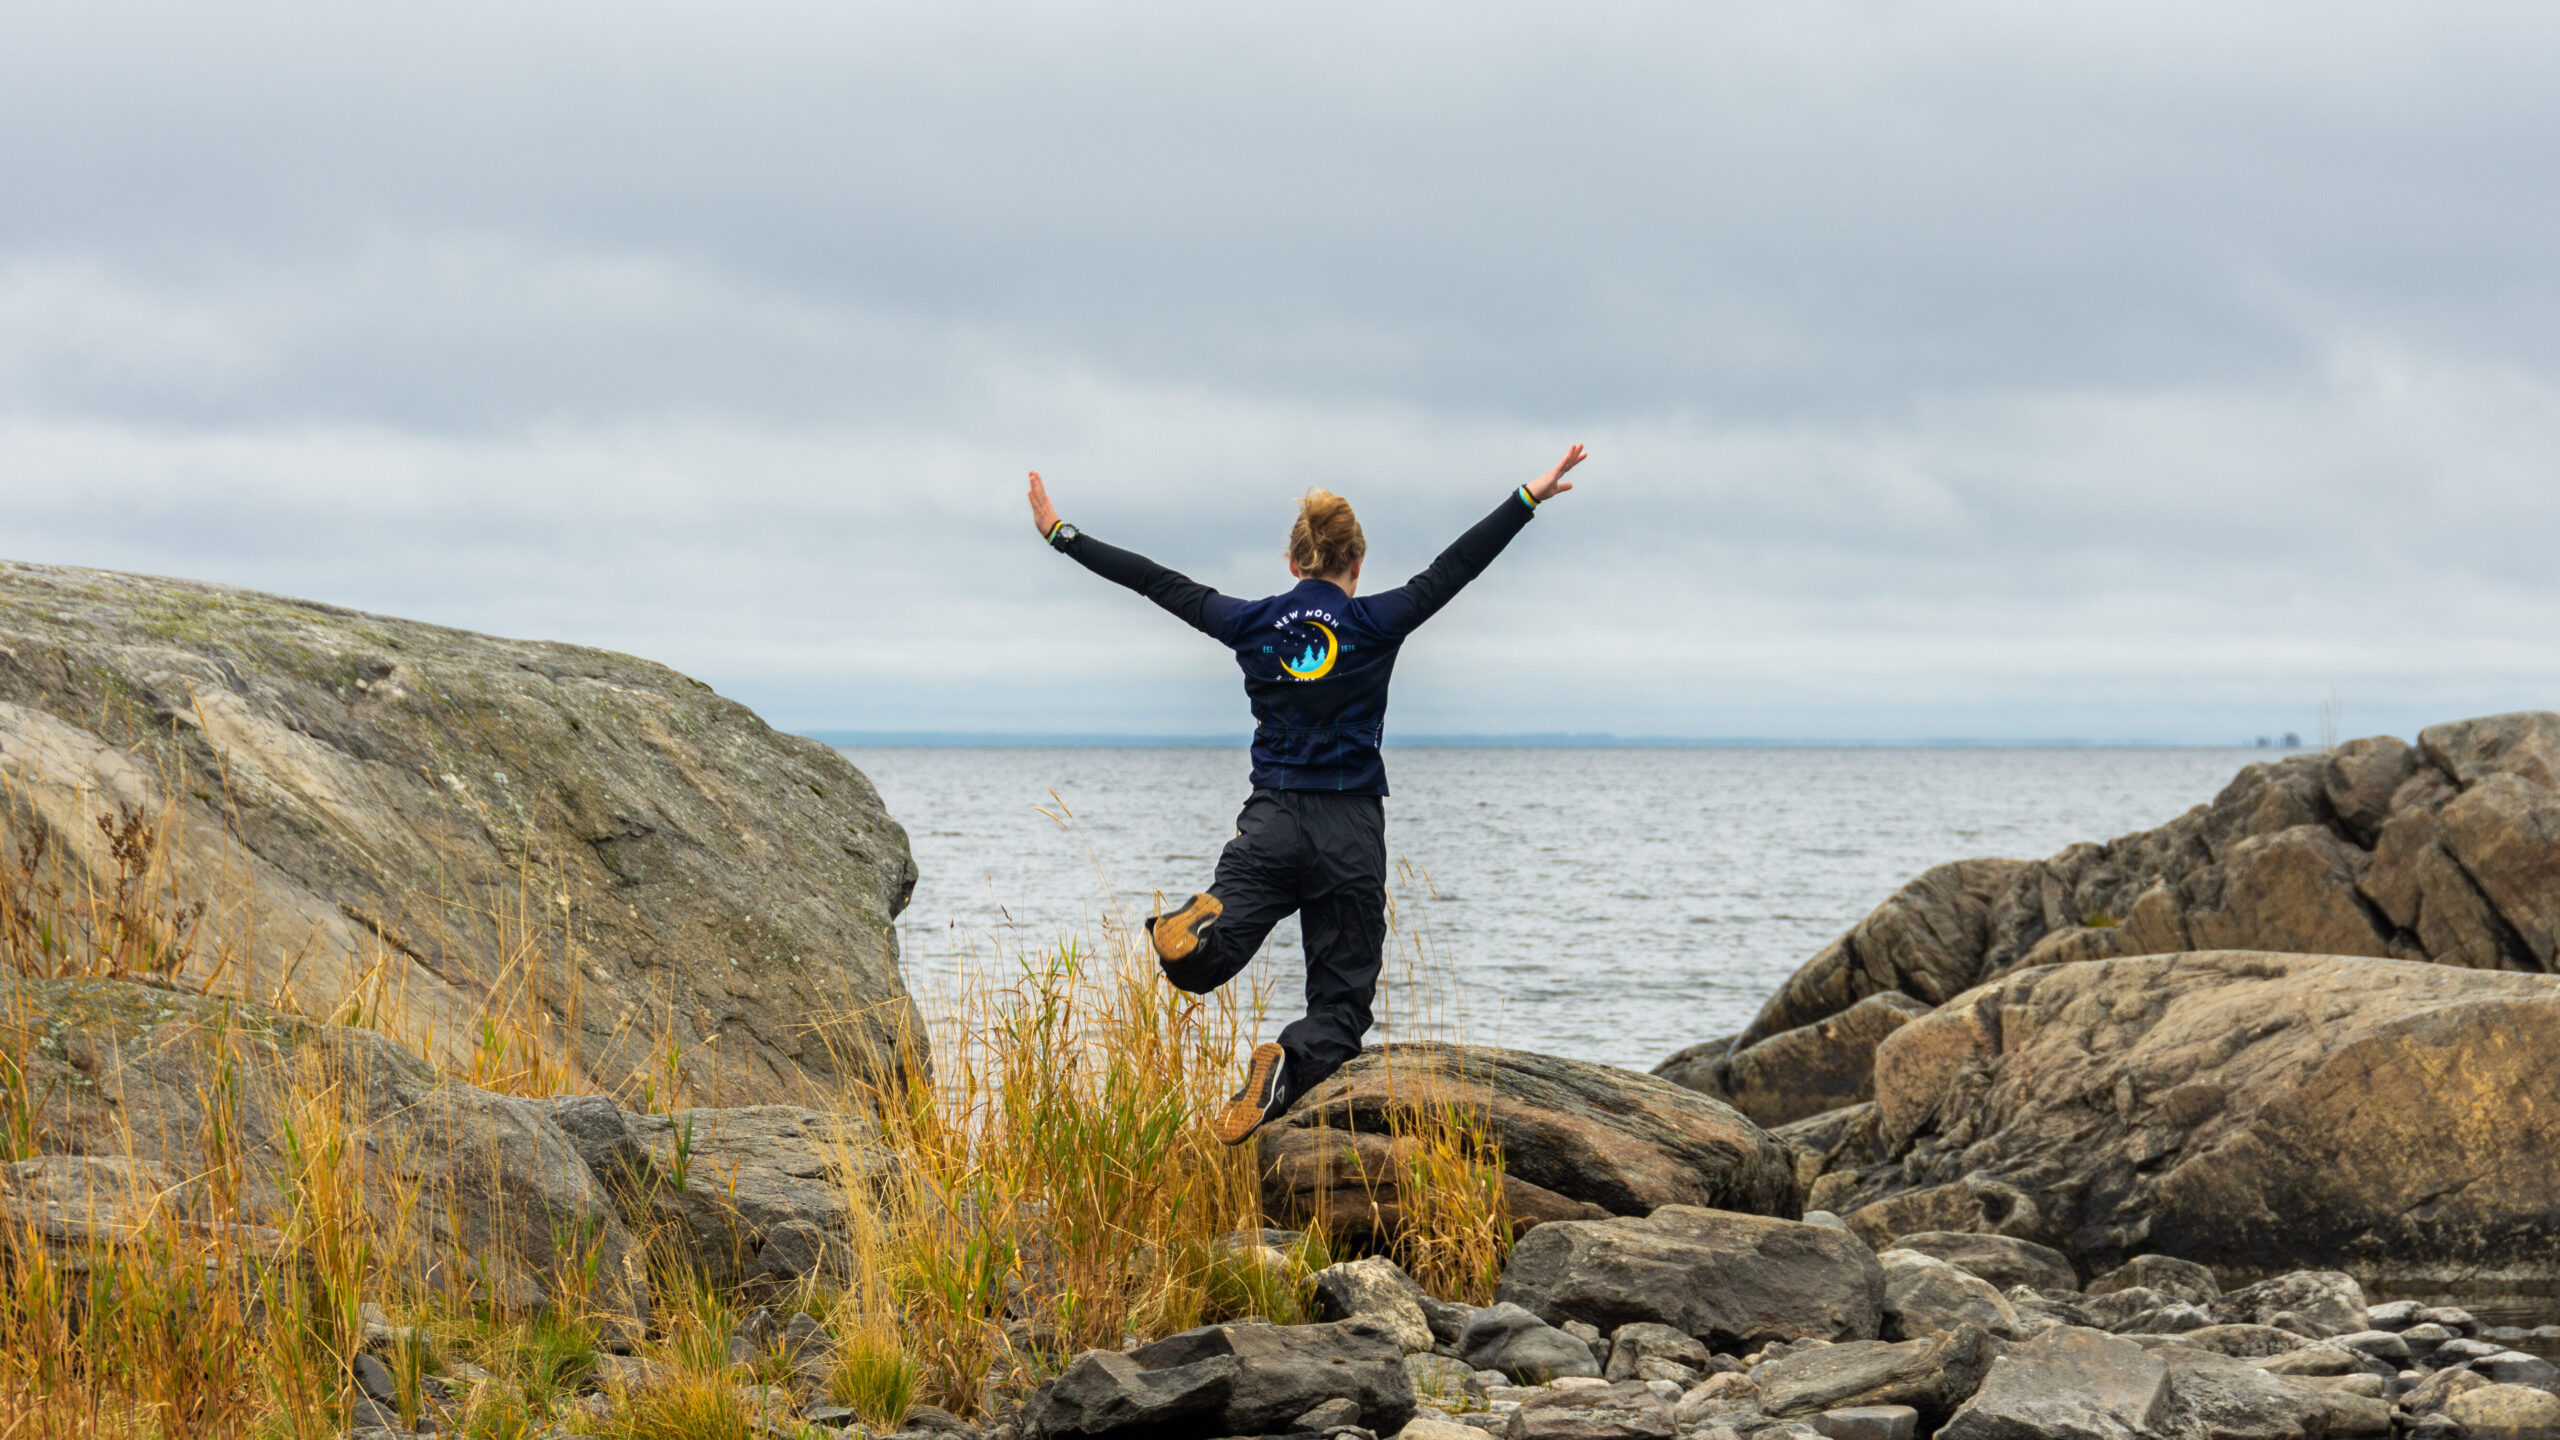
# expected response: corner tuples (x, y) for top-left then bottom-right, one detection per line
(1, 2), (2556, 741)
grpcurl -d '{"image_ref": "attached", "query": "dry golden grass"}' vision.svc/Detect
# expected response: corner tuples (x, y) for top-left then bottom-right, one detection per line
(0, 778), (1519, 1435)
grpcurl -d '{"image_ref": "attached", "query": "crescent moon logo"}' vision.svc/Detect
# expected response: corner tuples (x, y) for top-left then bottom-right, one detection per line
(1282, 620), (1339, 680)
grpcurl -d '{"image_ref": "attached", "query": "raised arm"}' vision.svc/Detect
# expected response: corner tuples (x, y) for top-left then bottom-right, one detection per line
(1027, 470), (1245, 642)
(1363, 445), (1585, 637)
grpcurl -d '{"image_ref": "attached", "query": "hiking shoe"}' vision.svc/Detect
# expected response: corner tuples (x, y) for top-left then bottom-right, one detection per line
(1151, 892), (1224, 964)
(1213, 1042), (1290, 1145)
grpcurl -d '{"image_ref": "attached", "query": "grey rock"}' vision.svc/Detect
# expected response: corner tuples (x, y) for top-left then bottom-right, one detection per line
(2108, 1303), (2212, 1337)
(1403, 1353), (1488, 1412)
(2155, 1346), (2342, 1440)
(2330, 1330), (2411, 1366)
(1807, 1406), (1917, 1440)
(624, 1103), (890, 1288)
(2069, 1287), (2168, 1334)
(0, 560), (923, 1101)
(1133, 1318), (1416, 1437)
(2210, 1272), (2369, 1338)
(1315, 1257), (1438, 1355)
(1563, 1320), (1610, 1369)
(2398, 1364), (2492, 1416)
(1937, 1326), (2171, 1440)
(753, 1218), (835, 1284)
(1879, 1234), (2076, 1295)
(2397, 1321), (2456, 1357)
(2415, 1306), (2480, 1335)
(350, 1353), (400, 1407)
(1401, 1419), (1489, 1440)
(1268, 1044), (1801, 1246)
(2361, 1299), (2424, 1331)
(1299, 1399), (1367, 1431)
(782, 1309), (836, 1361)
(2428, 1336), (2502, 1366)
(904, 1405), (979, 1438)
(1717, 991), (1936, 1127)
(2470, 1349), (2557, 1385)
(1820, 946), (2560, 1285)
(1420, 1295), (1483, 1347)
(2305, 1373), (2386, 1398)
(1876, 1249), (2018, 1341)
(2083, 1255), (2219, 1308)
(1758, 1324), (1994, 1427)
(1029, 1318), (1415, 1439)
(1021, 1349), (1236, 1440)
(2250, 1344), (2377, 1379)
(806, 1406), (862, 1429)
(2444, 1383), (2560, 1437)
(1496, 1205), (1884, 1352)
(1501, 1381), (1675, 1440)
(1670, 1373), (1759, 1428)
(0, 979), (648, 1320)
(1459, 1304), (1604, 1383)
(1605, 1323), (1710, 1383)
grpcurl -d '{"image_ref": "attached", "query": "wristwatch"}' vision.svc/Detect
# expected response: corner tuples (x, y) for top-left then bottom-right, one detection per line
(1047, 522), (1080, 551)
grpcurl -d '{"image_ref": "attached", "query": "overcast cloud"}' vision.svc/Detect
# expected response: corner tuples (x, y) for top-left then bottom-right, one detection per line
(3, 2), (2555, 741)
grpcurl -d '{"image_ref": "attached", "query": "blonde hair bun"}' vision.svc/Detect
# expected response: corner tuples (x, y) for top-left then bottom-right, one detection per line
(1289, 489), (1367, 579)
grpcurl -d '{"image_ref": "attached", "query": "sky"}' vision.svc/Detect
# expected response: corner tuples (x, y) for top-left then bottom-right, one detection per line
(3, 3), (2556, 743)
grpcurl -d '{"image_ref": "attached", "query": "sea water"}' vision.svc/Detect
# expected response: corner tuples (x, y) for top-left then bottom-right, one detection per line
(841, 744), (2263, 1071)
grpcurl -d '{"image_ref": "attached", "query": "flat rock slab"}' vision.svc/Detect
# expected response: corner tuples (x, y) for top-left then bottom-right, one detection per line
(1497, 1205), (1882, 1351)
(1502, 1381), (1675, 1440)
(1939, 1326), (2170, 1440)
(1760, 1325), (1994, 1426)
(1269, 1043), (1800, 1231)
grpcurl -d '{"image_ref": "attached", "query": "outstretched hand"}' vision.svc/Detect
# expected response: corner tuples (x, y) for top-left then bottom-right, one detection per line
(1027, 470), (1059, 537)
(1526, 443), (1587, 503)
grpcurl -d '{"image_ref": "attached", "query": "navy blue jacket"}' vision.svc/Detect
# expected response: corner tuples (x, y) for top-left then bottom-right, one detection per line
(1054, 489), (1540, 795)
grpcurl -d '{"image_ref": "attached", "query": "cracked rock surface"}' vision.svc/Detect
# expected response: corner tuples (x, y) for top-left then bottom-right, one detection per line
(1798, 951), (2560, 1280)
(0, 559), (921, 1100)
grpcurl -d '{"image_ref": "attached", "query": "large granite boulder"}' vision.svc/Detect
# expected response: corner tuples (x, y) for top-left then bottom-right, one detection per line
(1684, 714), (2560, 1095)
(0, 560), (921, 1101)
(1801, 950), (2560, 1282)
(1496, 1205), (1883, 1349)
(1263, 1043), (1801, 1244)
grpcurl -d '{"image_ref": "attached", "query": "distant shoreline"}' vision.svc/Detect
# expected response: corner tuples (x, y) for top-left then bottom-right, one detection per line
(808, 729), (2275, 750)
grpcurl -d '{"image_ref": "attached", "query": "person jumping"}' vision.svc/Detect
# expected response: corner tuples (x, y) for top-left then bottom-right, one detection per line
(1025, 445), (1587, 1143)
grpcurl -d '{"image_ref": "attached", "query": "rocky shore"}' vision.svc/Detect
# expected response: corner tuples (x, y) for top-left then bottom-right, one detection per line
(8, 562), (2560, 1439)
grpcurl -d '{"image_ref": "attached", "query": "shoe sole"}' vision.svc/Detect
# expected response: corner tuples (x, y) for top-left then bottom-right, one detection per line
(1214, 1042), (1288, 1146)
(1153, 893), (1224, 964)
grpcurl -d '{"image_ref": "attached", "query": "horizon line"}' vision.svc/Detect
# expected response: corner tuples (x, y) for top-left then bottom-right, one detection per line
(804, 729), (2286, 750)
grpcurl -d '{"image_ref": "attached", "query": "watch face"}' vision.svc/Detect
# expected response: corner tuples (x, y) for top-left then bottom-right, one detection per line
(1055, 523), (1080, 543)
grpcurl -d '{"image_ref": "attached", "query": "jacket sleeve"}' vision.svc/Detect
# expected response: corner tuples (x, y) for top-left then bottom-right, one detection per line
(1056, 531), (1247, 643)
(1360, 489), (1539, 638)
